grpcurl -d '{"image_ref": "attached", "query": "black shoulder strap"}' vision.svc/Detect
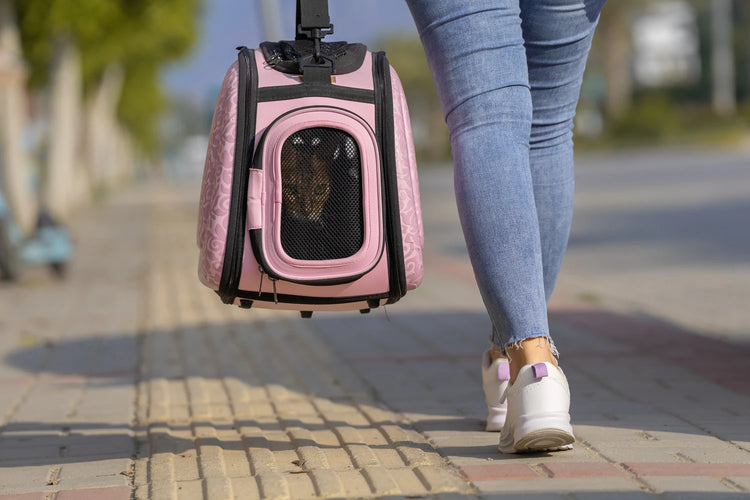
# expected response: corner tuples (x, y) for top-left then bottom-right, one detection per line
(296, 0), (332, 40)
(295, 0), (334, 82)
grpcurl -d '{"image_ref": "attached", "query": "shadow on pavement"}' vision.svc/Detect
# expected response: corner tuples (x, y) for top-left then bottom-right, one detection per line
(3, 306), (750, 470)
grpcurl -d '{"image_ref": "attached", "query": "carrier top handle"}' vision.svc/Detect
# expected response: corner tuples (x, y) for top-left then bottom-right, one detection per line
(295, 0), (334, 64)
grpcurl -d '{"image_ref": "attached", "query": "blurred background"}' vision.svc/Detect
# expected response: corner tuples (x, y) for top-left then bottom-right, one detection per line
(2, 0), (749, 219)
(0, 0), (748, 340)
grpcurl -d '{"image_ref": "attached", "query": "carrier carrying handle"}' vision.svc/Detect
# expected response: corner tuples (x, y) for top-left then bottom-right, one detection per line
(296, 0), (334, 40)
(296, 0), (334, 68)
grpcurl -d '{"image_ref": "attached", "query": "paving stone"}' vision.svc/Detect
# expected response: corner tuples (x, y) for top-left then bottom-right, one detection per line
(3, 176), (750, 499)
(55, 486), (132, 500)
(642, 476), (735, 494)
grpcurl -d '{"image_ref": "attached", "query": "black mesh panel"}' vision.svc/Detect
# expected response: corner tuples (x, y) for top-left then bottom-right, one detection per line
(280, 127), (364, 260)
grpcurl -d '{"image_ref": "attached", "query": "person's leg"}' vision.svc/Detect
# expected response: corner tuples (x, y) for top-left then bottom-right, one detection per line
(406, 0), (606, 452)
(405, 0), (551, 365)
(501, 0), (606, 452)
(501, 0), (606, 379)
(523, 0), (607, 302)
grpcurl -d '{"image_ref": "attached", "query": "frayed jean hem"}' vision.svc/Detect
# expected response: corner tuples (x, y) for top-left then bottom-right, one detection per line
(490, 334), (559, 358)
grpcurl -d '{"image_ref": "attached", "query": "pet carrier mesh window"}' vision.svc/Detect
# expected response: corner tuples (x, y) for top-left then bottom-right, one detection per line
(280, 127), (364, 260)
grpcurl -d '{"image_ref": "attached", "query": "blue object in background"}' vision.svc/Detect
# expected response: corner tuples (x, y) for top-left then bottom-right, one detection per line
(0, 189), (73, 281)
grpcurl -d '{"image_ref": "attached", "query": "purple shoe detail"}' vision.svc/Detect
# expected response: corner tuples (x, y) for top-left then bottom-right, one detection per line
(497, 362), (510, 381)
(532, 363), (548, 379)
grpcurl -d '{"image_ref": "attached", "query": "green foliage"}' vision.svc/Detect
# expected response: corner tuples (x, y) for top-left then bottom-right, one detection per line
(380, 35), (451, 163)
(12, 0), (201, 153)
(379, 35), (434, 98)
(609, 93), (683, 141)
(118, 64), (163, 154)
(12, 0), (120, 88)
(577, 91), (750, 150)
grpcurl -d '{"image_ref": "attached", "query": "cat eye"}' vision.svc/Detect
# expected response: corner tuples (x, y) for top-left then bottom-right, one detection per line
(314, 185), (329, 196)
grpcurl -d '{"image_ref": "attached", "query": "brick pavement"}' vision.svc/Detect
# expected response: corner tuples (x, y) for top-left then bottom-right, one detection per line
(0, 172), (748, 499)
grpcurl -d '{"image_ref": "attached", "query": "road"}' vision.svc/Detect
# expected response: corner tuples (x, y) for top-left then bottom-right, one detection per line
(419, 146), (750, 343)
(1, 147), (748, 498)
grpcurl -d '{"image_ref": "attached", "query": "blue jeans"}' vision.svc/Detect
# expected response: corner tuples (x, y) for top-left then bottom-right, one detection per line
(405, 0), (606, 351)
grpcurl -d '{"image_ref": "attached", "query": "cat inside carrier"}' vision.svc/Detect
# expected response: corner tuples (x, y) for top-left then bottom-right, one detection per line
(197, 0), (423, 315)
(279, 127), (363, 261)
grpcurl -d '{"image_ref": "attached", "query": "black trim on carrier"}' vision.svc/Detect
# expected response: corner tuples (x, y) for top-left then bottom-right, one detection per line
(373, 52), (406, 304)
(218, 47), (258, 304)
(235, 289), (389, 306)
(257, 85), (375, 103)
(260, 41), (368, 76)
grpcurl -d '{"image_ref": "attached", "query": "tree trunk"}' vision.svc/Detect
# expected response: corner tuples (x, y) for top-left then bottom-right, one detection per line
(44, 36), (82, 221)
(602, 11), (633, 120)
(84, 63), (124, 192)
(0, 0), (34, 234)
(711, 0), (736, 116)
(259, 0), (284, 41)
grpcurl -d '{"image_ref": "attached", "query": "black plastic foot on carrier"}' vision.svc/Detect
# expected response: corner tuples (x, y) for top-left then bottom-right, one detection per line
(300, 311), (313, 319)
(359, 309), (371, 315)
(367, 299), (380, 309)
(239, 299), (253, 309)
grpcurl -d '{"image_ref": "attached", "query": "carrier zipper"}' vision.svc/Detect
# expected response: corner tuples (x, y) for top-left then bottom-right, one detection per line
(257, 265), (265, 296)
(256, 265), (278, 304)
(218, 47), (258, 304)
(270, 277), (278, 303)
(373, 52), (406, 303)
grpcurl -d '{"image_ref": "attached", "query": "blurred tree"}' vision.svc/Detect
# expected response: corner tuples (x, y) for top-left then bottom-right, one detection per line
(9, 0), (199, 219)
(0, 0), (35, 232)
(380, 35), (451, 163)
(710, 0), (736, 116)
(43, 36), (82, 220)
(11, 0), (200, 153)
(595, 0), (646, 120)
(734, 0), (750, 104)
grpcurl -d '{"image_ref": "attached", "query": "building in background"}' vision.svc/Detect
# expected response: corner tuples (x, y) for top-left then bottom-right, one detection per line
(632, 1), (701, 88)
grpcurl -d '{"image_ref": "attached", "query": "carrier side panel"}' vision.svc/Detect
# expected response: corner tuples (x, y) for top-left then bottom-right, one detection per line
(197, 61), (240, 290)
(389, 67), (424, 290)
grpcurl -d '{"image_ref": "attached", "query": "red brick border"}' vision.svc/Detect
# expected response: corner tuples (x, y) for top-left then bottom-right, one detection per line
(539, 462), (627, 478)
(459, 462), (750, 482)
(0, 494), (47, 500)
(460, 464), (540, 481)
(0, 487), (131, 500)
(623, 463), (750, 477)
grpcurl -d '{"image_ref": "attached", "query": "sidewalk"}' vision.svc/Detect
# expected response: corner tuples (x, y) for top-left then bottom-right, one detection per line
(0, 174), (748, 499)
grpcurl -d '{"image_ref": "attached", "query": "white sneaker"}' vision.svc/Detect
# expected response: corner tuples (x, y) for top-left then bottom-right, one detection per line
(498, 362), (574, 453)
(481, 349), (510, 431)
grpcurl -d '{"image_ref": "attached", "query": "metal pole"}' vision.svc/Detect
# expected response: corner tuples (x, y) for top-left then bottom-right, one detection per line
(711, 0), (736, 116)
(258, 0), (284, 41)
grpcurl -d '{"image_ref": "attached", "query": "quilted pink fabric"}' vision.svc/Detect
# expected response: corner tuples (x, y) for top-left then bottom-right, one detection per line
(390, 67), (424, 290)
(197, 62), (239, 290)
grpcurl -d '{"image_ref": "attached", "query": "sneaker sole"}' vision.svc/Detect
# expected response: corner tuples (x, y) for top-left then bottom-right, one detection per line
(513, 428), (575, 453)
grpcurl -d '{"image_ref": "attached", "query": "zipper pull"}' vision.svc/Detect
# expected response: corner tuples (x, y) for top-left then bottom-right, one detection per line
(257, 265), (265, 296)
(270, 277), (278, 303)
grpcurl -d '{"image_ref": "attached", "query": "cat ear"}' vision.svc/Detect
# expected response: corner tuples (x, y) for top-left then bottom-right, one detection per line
(281, 141), (300, 167)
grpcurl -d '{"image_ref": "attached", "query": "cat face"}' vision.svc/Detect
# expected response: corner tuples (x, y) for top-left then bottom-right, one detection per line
(280, 133), (336, 222)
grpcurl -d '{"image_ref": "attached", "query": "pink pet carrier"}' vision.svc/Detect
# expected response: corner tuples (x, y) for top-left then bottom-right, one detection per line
(197, 0), (423, 316)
